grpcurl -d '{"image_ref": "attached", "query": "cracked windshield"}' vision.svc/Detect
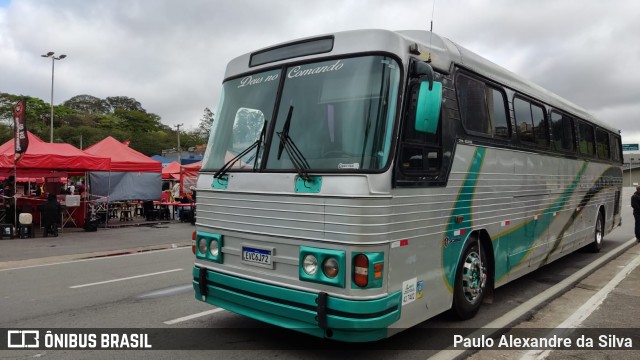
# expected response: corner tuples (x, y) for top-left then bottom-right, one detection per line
(203, 56), (400, 172)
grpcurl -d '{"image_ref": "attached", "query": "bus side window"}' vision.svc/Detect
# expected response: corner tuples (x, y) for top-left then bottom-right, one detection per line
(550, 111), (575, 152)
(514, 98), (534, 143)
(514, 97), (549, 147)
(456, 75), (510, 139)
(578, 121), (595, 157)
(595, 129), (610, 159)
(610, 134), (622, 163)
(531, 105), (549, 148)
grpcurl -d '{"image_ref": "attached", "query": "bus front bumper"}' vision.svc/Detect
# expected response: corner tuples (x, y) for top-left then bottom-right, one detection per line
(192, 266), (401, 342)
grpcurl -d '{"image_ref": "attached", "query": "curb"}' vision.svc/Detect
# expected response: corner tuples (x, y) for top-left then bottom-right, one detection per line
(0, 241), (192, 271)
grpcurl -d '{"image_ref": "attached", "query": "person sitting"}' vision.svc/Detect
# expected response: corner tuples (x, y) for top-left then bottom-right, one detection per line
(41, 193), (61, 237)
(179, 195), (194, 222)
(142, 200), (159, 221)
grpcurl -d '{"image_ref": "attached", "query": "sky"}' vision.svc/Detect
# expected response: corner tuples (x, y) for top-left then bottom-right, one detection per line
(1, 0), (639, 146)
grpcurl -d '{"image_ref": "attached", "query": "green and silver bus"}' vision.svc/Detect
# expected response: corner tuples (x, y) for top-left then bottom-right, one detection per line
(192, 29), (623, 342)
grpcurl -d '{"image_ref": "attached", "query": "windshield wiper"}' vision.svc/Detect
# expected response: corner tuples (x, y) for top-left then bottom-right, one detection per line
(214, 121), (267, 180)
(276, 105), (311, 181)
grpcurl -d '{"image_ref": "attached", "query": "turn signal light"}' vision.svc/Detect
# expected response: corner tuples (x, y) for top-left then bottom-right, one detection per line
(353, 254), (369, 287)
(374, 263), (383, 279)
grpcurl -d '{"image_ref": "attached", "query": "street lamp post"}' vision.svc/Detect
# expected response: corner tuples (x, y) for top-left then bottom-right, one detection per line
(175, 123), (183, 165)
(41, 51), (67, 143)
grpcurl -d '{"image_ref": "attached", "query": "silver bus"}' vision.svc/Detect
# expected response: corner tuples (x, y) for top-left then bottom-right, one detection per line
(192, 29), (623, 342)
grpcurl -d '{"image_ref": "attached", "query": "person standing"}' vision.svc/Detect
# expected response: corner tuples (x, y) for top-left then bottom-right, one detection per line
(632, 186), (640, 242)
(42, 193), (62, 237)
(172, 181), (181, 202)
(3, 176), (15, 226)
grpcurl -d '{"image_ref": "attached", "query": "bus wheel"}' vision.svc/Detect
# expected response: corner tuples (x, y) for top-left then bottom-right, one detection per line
(588, 210), (604, 253)
(452, 241), (487, 320)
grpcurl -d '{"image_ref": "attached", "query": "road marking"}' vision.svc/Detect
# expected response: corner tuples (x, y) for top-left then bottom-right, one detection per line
(136, 284), (194, 299)
(69, 268), (183, 288)
(0, 246), (190, 272)
(164, 308), (226, 325)
(428, 237), (638, 360)
(521, 248), (640, 360)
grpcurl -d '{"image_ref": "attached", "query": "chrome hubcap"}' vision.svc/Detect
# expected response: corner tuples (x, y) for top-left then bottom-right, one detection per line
(596, 217), (603, 245)
(462, 250), (486, 303)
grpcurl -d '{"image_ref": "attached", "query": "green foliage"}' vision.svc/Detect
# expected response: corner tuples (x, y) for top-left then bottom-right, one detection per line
(0, 92), (212, 155)
(106, 96), (144, 112)
(64, 95), (111, 114)
(197, 107), (215, 139)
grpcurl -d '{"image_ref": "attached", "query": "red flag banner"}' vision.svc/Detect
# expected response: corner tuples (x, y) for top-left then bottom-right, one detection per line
(14, 99), (29, 162)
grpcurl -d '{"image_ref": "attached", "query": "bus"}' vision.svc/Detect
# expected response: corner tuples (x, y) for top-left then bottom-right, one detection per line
(192, 29), (623, 342)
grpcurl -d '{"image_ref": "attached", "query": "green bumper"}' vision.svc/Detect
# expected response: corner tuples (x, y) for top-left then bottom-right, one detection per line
(192, 266), (401, 342)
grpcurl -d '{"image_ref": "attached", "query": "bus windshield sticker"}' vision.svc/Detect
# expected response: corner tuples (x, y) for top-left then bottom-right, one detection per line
(381, 59), (396, 69)
(287, 60), (344, 78)
(238, 74), (279, 88)
(416, 280), (424, 300)
(338, 163), (360, 170)
(402, 277), (417, 305)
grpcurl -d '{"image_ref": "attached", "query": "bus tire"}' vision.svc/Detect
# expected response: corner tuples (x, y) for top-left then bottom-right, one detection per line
(588, 210), (604, 253)
(452, 240), (487, 320)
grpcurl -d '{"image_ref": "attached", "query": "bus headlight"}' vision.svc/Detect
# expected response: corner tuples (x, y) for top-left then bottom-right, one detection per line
(209, 239), (219, 257)
(299, 247), (345, 287)
(195, 232), (223, 263)
(198, 238), (207, 255)
(302, 254), (318, 275)
(322, 257), (339, 278)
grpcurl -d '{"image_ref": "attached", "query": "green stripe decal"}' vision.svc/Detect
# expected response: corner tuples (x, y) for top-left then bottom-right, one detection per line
(441, 147), (486, 292)
(493, 161), (588, 283)
(440, 150), (589, 291)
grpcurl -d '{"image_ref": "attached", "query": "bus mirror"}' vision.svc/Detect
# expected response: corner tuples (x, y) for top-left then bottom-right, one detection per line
(414, 81), (442, 134)
(412, 61), (434, 82)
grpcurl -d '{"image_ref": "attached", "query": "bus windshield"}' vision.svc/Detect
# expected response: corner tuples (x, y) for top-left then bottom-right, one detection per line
(202, 55), (401, 172)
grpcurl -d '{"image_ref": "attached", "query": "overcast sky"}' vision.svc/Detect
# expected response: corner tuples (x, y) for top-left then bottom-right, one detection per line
(1, 0), (639, 146)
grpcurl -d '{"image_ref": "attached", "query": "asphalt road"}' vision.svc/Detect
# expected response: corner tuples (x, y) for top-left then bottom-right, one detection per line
(0, 189), (637, 359)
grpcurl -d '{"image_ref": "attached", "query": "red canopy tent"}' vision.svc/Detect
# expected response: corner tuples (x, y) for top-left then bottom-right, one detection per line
(0, 131), (111, 172)
(162, 161), (181, 180)
(84, 136), (161, 172)
(180, 160), (201, 196)
(0, 132), (111, 228)
(83, 136), (162, 202)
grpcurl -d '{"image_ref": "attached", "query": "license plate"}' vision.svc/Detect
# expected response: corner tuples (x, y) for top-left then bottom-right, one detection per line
(242, 246), (272, 267)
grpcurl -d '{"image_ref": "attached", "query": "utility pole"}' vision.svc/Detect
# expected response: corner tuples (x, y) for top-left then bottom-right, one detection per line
(175, 123), (183, 165)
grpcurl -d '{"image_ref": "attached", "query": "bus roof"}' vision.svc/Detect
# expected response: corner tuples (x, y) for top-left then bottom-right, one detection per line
(224, 29), (618, 134)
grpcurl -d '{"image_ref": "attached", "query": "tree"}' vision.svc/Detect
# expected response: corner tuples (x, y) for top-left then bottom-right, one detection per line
(0, 93), (20, 126)
(197, 107), (214, 139)
(186, 107), (214, 145)
(63, 95), (111, 114)
(114, 109), (163, 133)
(0, 91), (191, 156)
(129, 130), (175, 155)
(95, 113), (124, 129)
(0, 94), (51, 140)
(106, 96), (145, 112)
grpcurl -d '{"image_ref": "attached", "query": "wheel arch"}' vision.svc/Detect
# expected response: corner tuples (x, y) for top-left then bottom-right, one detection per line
(453, 229), (495, 299)
(473, 229), (495, 293)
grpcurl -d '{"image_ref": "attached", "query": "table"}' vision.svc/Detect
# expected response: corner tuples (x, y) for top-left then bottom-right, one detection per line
(62, 204), (80, 228)
(153, 201), (195, 220)
(16, 197), (86, 228)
